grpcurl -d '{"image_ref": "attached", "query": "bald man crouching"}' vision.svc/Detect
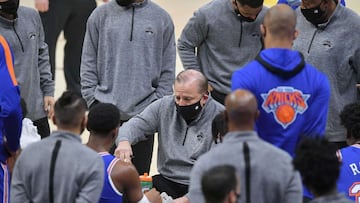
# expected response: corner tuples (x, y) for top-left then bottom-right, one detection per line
(181, 89), (302, 203)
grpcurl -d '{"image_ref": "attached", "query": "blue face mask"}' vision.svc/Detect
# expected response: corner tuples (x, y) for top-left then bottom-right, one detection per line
(301, 1), (327, 26)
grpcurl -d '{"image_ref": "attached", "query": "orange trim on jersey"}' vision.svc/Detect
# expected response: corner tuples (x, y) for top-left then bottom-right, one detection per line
(0, 35), (17, 86)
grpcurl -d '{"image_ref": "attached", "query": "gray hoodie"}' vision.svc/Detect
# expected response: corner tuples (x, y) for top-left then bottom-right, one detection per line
(11, 131), (104, 203)
(81, 0), (176, 120)
(117, 95), (224, 185)
(293, 4), (360, 142)
(0, 6), (54, 121)
(187, 131), (303, 203)
(177, 0), (267, 94)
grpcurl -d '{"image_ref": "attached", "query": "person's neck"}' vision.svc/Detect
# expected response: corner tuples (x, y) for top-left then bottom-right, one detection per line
(57, 126), (82, 135)
(324, 0), (337, 22)
(86, 134), (112, 153)
(265, 38), (293, 49)
(313, 187), (338, 198)
(0, 11), (15, 20)
(228, 124), (254, 132)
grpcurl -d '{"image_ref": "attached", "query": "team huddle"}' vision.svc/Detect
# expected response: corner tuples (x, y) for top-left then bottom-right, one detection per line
(1, 0), (360, 203)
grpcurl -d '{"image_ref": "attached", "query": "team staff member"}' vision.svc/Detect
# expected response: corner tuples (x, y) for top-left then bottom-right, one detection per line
(115, 70), (224, 199)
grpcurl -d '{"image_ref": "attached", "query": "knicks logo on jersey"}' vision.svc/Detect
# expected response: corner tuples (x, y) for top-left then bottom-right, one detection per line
(261, 87), (310, 129)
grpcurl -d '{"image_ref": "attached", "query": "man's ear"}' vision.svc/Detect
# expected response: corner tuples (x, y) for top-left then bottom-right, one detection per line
(201, 93), (209, 106)
(52, 115), (57, 125)
(260, 24), (265, 36)
(228, 190), (238, 203)
(294, 29), (299, 40)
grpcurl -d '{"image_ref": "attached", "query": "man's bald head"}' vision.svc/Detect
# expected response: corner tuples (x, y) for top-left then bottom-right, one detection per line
(263, 4), (296, 40)
(175, 69), (208, 94)
(225, 89), (258, 128)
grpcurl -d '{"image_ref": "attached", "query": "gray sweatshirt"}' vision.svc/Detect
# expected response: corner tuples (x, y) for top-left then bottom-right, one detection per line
(81, 0), (176, 120)
(116, 95), (224, 185)
(177, 0), (267, 94)
(293, 4), (360, 142)
(187, 131), (303, 203)
(11, 131), (104, 203)
(0, 6), (54, 121)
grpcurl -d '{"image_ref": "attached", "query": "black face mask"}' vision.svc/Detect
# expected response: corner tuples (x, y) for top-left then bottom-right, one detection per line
(116, 0), (135, 7)
(0, 0), (19, 16)
(301, 1), (327, 26)
(176, 99), (203, 123)
(235, 9), (256, 22)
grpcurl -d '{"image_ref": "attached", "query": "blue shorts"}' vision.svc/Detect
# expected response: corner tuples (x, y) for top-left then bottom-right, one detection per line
(0, 163), (10, 203)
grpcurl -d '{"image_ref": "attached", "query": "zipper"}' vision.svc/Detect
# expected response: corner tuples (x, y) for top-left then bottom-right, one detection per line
(307, 30), (317, 54)
(238, 20), (243, 47)
(182, 127), (189, 146)
(12, 21), (24, 52)
(130, 6), (135, 41)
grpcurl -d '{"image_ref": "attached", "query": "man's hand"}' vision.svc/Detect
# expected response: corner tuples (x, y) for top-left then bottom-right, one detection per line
(144, 188), (162, 203)
(35, 0), (49, 12)
(44, 96), (55, 119)
(114, 141), (133, 162)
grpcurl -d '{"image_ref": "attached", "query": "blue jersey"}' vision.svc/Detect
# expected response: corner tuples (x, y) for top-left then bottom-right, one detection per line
(0, 34), (21, 203)
(232, 48), (330, 157)
(98, 153), (123, 203)
(337, 144), (360, 202)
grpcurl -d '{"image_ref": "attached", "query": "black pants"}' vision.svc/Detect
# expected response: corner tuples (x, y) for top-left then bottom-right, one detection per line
(210, 88), (227, 105)
(109, 120), (154, 175)
(32, 117), (50, 138)
(39, 0), (96, 96)
(152, 174), (188, 199)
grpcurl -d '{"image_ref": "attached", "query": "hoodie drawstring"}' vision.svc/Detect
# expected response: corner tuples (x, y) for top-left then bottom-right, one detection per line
(130, 6), (135, 41)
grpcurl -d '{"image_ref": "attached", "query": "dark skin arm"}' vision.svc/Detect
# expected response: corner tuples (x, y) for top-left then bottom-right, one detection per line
(111, 160), (161, 203)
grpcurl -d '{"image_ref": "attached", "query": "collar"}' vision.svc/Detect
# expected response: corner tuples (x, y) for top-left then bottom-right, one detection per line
(222, 131), (259, 143)
(50, 130), (82, 143)
(317, 1), (342, 29)
(0, 12), (17, 26)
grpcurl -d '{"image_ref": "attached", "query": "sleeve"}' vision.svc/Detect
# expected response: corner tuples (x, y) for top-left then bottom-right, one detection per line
(177, 9), (209, 70)
(116, 99), (161, 144)
(302, 75), (330, 136)
(75, 156), (105, 203)
(186, 159), (206, 203)
(10, 154), (30, 202)
(282, 170), (303, 203)
(154, 15), (176, 99)
(0, 36), (21, 153)
(36, 12), (55, 97)
(80, 13), (100, 107)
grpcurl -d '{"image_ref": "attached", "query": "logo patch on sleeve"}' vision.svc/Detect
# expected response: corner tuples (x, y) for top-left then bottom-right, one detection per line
(261, 86), (310, 129)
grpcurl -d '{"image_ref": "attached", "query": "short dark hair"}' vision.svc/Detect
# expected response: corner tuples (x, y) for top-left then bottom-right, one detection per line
(293, 137), (340, 196)
(201, 165), (238, 203)
(87, 103), (120, 135)
(236, 0), (263, 8)
(340, 102), (360, 140)
(54, 91), (87, 128)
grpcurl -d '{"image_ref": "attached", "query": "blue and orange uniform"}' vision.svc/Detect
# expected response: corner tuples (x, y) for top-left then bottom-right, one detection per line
(0, 34), (22, 203)
(337, 144), (360, 202)
(232, 48), (330, 157)
(98, 152), (123, 203)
